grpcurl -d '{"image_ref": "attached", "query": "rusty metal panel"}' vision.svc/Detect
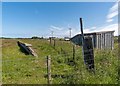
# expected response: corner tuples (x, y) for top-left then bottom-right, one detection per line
(83, 37), (95, 71)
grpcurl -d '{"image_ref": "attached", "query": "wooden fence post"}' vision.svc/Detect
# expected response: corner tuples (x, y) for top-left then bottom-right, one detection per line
(73, 45), (75, 61)
(61, 48), (63, 54)
(54, 39), (56, 48)
(50, 38), (52, 45)
(118, 35), (120, 60)
(47, 55), (51, 84)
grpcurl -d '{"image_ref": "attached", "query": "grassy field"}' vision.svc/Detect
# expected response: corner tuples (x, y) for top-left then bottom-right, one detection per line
(2, 38), (119, 84)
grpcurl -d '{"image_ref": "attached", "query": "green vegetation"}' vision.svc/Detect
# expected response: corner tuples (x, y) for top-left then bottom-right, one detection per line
(2, 38), (119, 84)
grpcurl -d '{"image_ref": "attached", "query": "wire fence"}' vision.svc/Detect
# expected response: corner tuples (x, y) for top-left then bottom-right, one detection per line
(2, 39), (118, 84)
(2, 41), (82, 84)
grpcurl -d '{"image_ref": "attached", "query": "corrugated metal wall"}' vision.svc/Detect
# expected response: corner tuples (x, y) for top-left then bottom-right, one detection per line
(96, 32), (114, 50)
(71, 31), (114, 50)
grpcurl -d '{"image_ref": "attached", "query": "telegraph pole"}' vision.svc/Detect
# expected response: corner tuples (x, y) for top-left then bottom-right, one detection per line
(69, 28), (72, 38)
(51, 31), (54, 38)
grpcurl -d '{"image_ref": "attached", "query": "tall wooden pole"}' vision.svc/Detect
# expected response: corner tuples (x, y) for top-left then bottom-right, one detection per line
(51, 31), (54, 38)
(80, 18), (84, 46)
(69, 28), (72, 38)
(80, 18), (85, 62)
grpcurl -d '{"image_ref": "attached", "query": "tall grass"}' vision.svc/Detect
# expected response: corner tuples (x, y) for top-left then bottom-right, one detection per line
(2, 38), (118, 84)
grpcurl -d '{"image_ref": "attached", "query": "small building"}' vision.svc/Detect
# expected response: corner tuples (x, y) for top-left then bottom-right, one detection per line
(70, 31), (115, 50)
(49, 37), (56, 39)
(64, 37), (70, 41)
